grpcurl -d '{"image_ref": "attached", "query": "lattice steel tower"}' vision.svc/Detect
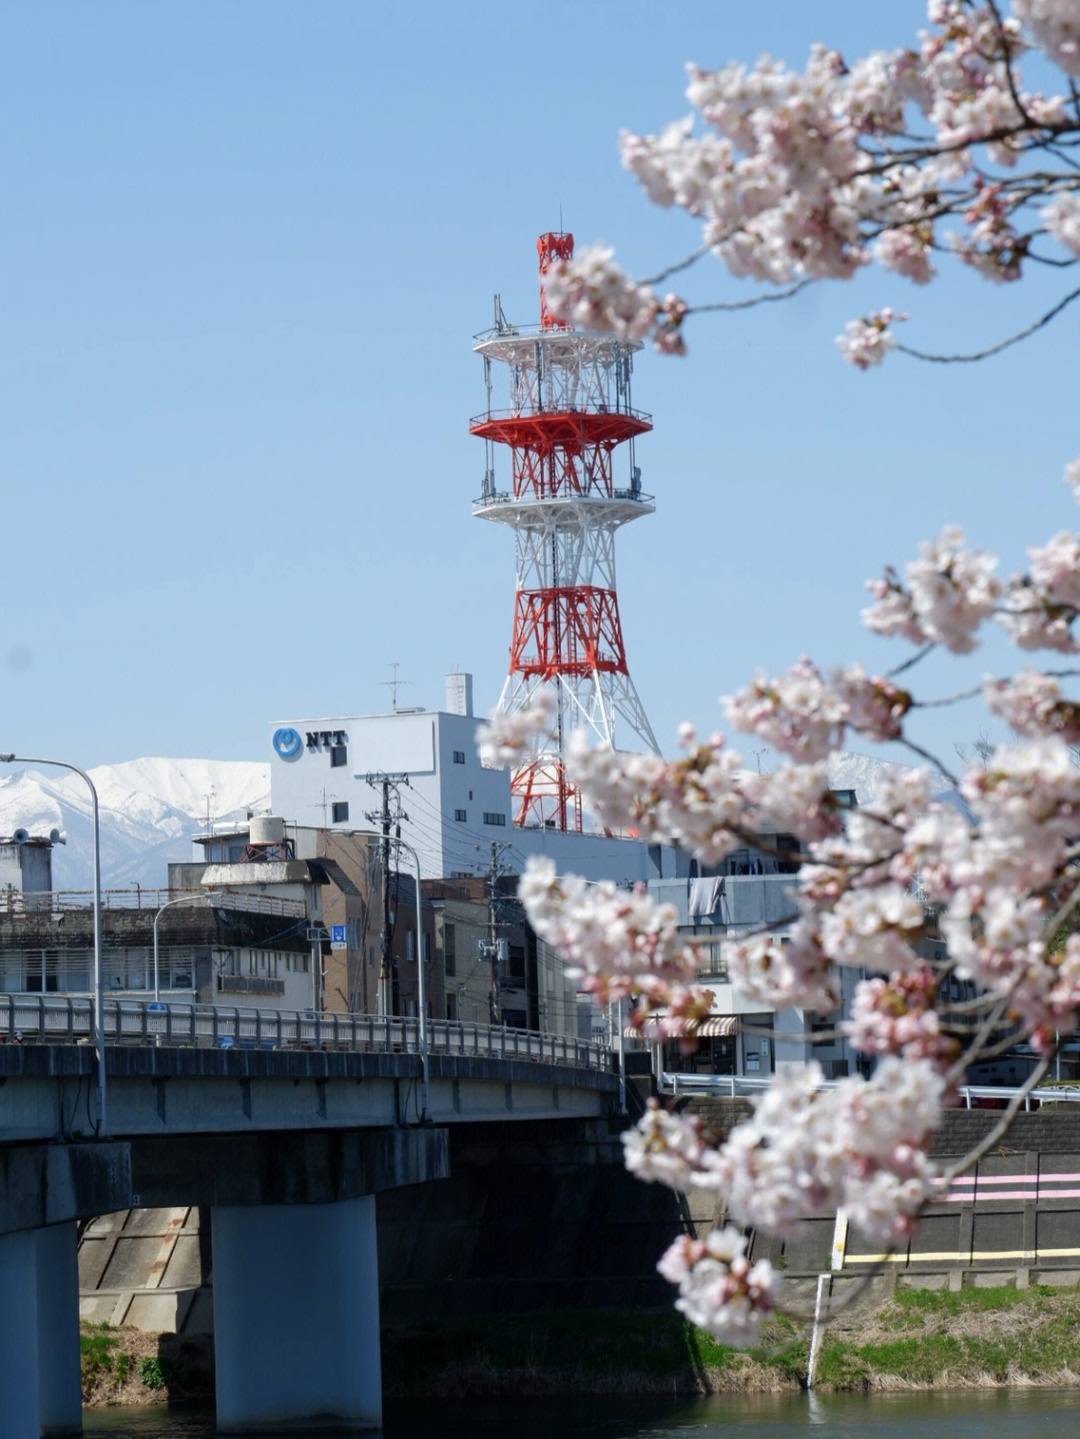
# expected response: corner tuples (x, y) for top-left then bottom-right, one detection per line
(471, 232), (660, 832)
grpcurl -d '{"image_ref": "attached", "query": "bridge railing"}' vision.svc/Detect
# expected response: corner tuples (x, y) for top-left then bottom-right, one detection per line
(0, 993), (613, 1073)
(660, 1069), (1080, 1111)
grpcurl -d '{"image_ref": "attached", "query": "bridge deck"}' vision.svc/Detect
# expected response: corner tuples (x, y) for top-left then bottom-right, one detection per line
(0, 1041), (618, 1141)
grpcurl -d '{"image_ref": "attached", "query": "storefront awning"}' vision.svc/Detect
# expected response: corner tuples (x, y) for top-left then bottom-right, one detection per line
(693, 1015), (739, 1038)
(625, 1014), (739, 1040)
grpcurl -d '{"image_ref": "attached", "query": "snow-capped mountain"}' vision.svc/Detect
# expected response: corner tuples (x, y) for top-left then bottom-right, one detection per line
(828, 749), (965, 813)
(828, 749), (915, 802)
(0, 758), (270, 892)
(0, 748), (957, 898)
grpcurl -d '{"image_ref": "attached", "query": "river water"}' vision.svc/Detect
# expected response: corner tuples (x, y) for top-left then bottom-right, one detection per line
(80, 1387), (1080, 1438)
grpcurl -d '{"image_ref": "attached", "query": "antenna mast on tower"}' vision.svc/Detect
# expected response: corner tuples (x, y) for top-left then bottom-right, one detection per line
(470, 232), (659, 832)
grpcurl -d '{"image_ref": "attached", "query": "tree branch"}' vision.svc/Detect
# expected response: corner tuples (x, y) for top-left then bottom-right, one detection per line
(896, 282), (1080, 362)
(690, 280), (812, 313)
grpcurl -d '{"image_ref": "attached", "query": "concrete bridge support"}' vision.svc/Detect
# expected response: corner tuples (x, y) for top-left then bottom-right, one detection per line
(129, 1127), (447, 1433)
(212, 1197), (382, 1434)
(0, 1141), (132, 1439)
(0, 1223), (82, 1439)
(36, 1222), (83, 1437)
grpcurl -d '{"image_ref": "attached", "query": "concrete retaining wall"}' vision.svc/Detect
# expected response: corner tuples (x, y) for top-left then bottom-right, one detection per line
(81, 1101), (1080, 1334)
(680, 1098), (1080, 1287)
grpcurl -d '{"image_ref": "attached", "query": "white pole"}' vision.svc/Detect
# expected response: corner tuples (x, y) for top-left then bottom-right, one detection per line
(807, 1271), (829, 1390)
(153, 892), (217, 1004)
(89, 771), (105, 1132)
(0, 754), (106, 1133)
(617, 997), (627, 1114)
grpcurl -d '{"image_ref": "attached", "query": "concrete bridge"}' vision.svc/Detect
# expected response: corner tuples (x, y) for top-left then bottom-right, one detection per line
(0, 1001), (619, 1437)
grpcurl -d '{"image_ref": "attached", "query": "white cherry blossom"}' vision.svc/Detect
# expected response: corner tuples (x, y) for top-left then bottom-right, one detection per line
(657, 1229), (779, 1344)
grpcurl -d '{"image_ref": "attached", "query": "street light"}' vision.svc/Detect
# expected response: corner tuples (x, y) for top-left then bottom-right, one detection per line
(152, 892), (220, 1004)
(0, 753), (106, 1134)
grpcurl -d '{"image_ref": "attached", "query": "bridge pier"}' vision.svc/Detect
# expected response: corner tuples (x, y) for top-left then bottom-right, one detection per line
(36, 1222), (83, 1437)
(0, 1222), (82, 1439)
(0, 1229), (42, 1437)
(0, 1140), (132, 1439)
(212, 1196), (382, 1434)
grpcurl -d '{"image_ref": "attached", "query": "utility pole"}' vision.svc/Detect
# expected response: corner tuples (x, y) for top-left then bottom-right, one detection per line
(480, 841), (512, 1025)
(363, 773), (407, 1018)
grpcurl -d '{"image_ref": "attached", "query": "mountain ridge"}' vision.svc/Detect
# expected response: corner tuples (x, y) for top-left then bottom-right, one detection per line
(0, 758), (270, 892)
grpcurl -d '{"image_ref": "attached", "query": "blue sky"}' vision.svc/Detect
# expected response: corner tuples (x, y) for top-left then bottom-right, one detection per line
(2, 2), (1076, 779)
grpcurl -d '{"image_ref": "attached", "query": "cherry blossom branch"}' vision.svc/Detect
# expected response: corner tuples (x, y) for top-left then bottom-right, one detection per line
(895, 281), (1080, 362)
(912, 684), (988, 707)
(1046, 874), (1080, 936)
(985, 0), (1037, 128)
(885, 643), (937, 679)
(638, 245), (712, 286)
(938, 1052), (1054, 1187)
(690, 281), (812, 314)
(898, 737), (961, 788)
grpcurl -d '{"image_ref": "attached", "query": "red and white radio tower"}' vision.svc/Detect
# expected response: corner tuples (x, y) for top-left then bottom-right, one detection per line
(471, 232), (660, 832)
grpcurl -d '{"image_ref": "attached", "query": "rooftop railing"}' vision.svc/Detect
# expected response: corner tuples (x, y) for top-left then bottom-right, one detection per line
(0, 888), (305, 919)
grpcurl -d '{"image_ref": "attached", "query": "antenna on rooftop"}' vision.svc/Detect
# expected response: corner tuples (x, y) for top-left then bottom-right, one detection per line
(380, 663), (410, 712)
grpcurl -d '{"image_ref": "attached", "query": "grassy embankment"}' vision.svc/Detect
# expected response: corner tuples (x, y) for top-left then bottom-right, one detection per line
(79, 1285), (1080, 1406)
(386, 1286), (1080, 1394)
(80, 1323), (212, 1407)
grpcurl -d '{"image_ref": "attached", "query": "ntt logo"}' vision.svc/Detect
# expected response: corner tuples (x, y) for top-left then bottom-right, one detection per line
(272, 728), (302, 759)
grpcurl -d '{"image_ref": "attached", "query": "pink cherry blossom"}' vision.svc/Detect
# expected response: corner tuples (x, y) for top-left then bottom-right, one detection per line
(657, 1228), (779, 1344)
(984, 672), (1080, 742)
(548, 2), (1079, 360)
(836, 310), (903, 369)
(864, 526), (1000, 652)
(476, 690), (556, 768)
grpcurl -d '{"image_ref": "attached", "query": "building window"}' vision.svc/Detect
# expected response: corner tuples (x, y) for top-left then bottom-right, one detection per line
(330, 744), (348, 768)
(809, 1013), (833, 1046)
(453, 750), (466, 764)
(446, 993), (457, 1021)
(454, 808), (467, 822)
(507, 943), (526, 983)
(444, 923), (456, 976)
(774, 833), (802, 874)
(332, 801), (349, 823)
(483, 811), (506, 826)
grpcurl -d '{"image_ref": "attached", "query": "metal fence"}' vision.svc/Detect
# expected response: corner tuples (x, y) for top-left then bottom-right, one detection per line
(0, 993), (612, 1073)
(0, 888), (305, 918)
(660, 1070), (1080, 1111)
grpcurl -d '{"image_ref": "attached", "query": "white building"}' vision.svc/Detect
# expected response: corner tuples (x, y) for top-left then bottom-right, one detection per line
(269, 673), (688, 887)
(646, 809), (864, 1081)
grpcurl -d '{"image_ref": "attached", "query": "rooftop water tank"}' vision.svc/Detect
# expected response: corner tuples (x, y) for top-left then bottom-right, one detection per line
(249, 815), (286, 846)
